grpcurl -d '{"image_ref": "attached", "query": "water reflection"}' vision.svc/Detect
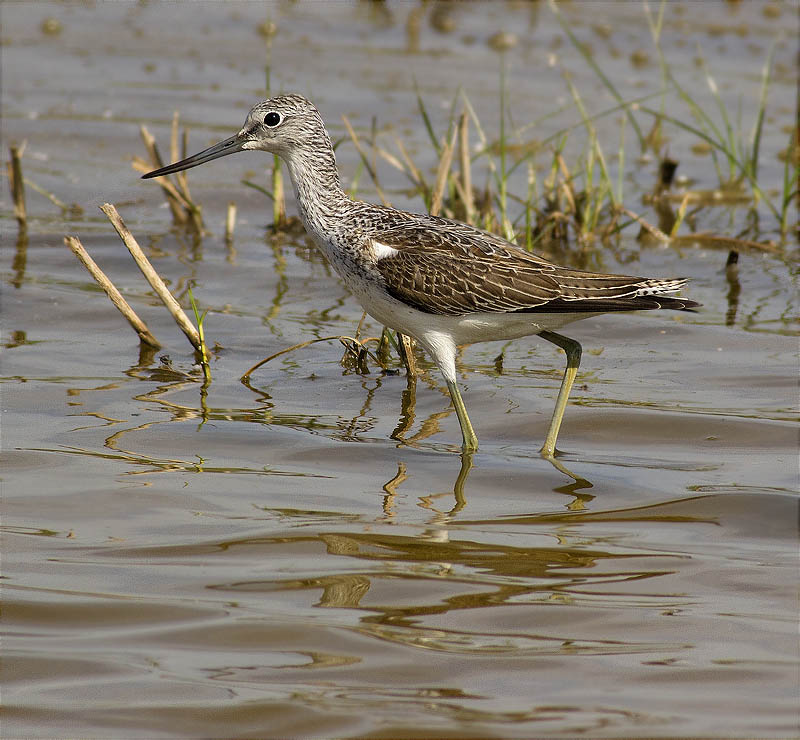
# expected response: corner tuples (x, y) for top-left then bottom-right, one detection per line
(11, 225), (27, 288)
(54, 356), (601, 502)
(725, 249), (741, 327)
(205, 517), (687, 657)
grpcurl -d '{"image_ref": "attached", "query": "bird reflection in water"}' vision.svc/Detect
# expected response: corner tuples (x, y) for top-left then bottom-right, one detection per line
(382, 452), (593, 519)
(387, 372), (593, 515)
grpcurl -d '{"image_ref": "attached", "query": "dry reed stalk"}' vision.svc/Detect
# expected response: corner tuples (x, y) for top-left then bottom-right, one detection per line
(395, 137), (429, 198)
(458, 112), (475, 223)
(23, 177), (69, 210)
(225, 201), (237, 241)
(556, 155), (578, 216)
(397, 333), (418, 377)
(138, 125), (186, 224)
(621, 206), (670, 242)
(137, 124), (203, 232)
(8, 144), (26, 225)
(132, 154), (203, 227)
(170, 111), (180, 170)
(169, 112), (203, 232)
(670, 193), (691, 237)
(64, 235), (161, 348)
(272, 157), (286, 226)
(375, 144), (428, 202)
(374, 146), (405, 174)
(429, 125), (458, 217)
(100, 203), (202, 351)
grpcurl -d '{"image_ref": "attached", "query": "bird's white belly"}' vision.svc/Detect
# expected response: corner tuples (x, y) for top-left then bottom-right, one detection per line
(349, 280), (594, 345)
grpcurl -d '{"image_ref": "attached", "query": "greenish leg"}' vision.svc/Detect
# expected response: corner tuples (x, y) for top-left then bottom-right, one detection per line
(446, 379), (479, 452)
(538, 330), (582, 458)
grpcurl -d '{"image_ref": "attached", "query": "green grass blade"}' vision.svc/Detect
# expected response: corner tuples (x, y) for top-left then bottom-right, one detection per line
(414, 80), (441, 155)
(242, 179), (275, 201)
(750, 41), (777, 182)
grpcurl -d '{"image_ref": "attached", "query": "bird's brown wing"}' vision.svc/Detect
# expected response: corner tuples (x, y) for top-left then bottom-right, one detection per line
(371, 217), (692, 315)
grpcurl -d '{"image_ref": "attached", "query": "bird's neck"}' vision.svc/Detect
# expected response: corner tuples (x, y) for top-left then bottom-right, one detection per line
(282, 140), (348, 234)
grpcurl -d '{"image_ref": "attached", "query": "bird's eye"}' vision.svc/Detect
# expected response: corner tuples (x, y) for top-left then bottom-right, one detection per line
(264, 112), (282, 127)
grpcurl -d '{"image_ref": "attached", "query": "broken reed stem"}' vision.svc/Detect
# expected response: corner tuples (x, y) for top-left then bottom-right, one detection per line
(397, 333), (418, 377)
(8, 144), (27, 225)
(100, 203), (203, 351)
(225, 201), (237, 241)
(429, 125), (458, 217)
(64, 236), (161, 349)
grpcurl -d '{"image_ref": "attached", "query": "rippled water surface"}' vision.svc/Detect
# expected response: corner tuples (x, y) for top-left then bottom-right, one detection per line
(2, 2), (798, 738)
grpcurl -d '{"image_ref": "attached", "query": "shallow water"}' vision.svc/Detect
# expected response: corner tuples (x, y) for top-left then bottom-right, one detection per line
(2, 2), (798, 738)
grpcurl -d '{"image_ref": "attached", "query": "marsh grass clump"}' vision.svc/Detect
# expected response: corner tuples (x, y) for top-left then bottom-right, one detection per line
(357, 84), (628, 256)
(331, 0), (794, 259)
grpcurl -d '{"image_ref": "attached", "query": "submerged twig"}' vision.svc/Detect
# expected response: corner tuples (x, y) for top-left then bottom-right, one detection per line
(240, 334), (382, 381)
(64, 235), (160, 349)
(671, 232), (780, 254)
(100, 203), (203, 351)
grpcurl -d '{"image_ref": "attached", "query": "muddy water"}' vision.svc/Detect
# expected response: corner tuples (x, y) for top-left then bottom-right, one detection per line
(2, 2), (798, 738)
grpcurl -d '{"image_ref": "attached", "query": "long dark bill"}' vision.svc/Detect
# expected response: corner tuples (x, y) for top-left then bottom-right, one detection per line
(141, 134), (245, 179)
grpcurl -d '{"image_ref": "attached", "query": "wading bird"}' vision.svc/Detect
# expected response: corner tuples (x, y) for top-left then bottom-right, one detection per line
(144, 94), (698, 456)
